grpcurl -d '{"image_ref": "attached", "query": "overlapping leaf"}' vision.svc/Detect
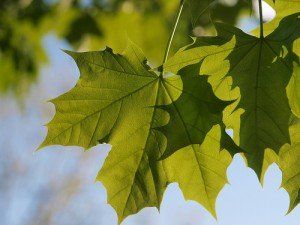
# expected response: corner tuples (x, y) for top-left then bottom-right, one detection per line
(155, 61), (242, 218)
(164, 13), (300, 176)
(261, 116), (300, 211)
(158, 63), (240, 158)
(159, 64), (237, 217)
(279, 117), (300, 211)
(39, 40), (237, 223)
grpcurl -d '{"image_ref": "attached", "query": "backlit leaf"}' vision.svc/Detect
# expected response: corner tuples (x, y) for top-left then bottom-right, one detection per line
(165, 125), (232, 217)
(164, 13), (300, 176)
(39, 40), (235, 223)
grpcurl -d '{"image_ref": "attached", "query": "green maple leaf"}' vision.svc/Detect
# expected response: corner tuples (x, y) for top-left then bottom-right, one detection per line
(261, 117), (300, 211)
(262, 64), (300, 210)
(40, 41), (181, 223)
(282, 161), (300, 211)
(165, 124), (232, 217)
(159, 63), (238, 217)
(39, 42), (182, 150)
(164, 13), (300, 176)
(279, 117), (300, 211)
(39, 40), (236, 223)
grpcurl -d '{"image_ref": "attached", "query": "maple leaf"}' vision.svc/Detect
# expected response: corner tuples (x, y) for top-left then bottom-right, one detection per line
(165, 124), (232, 218)
(39, 41), (181, 223)
(279, 117), (300, 212)
(39, 40), (236, 223)
(164, 13), (300, 176)
(261, 63), (300, 210)
(261, 116), (300, 212)
(157, 63), (239, 217)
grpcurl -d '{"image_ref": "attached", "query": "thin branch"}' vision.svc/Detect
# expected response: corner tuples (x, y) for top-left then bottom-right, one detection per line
(160, 0), (185, 76)
(258, 0), (264, 38)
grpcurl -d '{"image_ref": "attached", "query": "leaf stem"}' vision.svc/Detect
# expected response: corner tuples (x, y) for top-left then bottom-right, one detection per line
(160, 0), (185, 76)
(258, 0), (264, 38)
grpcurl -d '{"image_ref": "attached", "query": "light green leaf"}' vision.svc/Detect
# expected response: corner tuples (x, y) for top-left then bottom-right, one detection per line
(164, 13), (300, 176)
(40, 41), (181, 223)
(39, 40), (236, 223)
(279, 117), (300, 211)
(279, 146), (300, 211)
(165, 125), (232, 217)
(260, 117), (300, 211)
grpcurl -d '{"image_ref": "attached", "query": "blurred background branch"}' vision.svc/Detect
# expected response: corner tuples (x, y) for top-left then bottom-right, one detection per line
(0, 0), (251, 98)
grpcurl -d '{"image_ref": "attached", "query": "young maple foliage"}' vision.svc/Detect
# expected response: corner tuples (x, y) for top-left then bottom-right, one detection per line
(165, 13), (300, 176)
(39, 0), (300, 224)
(165, 12), (300, 210)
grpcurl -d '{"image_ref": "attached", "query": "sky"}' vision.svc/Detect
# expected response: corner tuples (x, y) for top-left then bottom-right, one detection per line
(0, 2), (299, 225)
